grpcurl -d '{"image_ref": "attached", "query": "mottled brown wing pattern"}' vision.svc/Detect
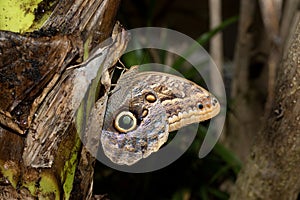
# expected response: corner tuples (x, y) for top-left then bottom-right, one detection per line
(101, 66), (220, 165)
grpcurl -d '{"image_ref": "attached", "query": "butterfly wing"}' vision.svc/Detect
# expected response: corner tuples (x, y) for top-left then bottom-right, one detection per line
(101, 74), (168, 165)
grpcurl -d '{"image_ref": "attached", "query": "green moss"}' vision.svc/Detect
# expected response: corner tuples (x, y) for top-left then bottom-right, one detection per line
(38, 172), (60, 200)
(61, 133), (82, 200)
(23, 179), (37, 196)
(0, 161), (19, 188)
(18, 171), (60, 199)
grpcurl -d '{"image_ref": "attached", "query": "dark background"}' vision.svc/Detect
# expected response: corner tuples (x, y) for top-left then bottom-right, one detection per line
(93, 1), (241, 199)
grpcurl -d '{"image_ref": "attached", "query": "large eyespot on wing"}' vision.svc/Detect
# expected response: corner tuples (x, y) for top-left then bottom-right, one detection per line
(114, 111), (137, 133)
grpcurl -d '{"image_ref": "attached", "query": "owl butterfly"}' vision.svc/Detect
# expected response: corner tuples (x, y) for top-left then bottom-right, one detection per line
(101, 66), (220, 165)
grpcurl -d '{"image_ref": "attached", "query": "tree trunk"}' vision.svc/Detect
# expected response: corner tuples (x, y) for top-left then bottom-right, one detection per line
(230, 16), (300, 200)
(0, 0), (123, 199)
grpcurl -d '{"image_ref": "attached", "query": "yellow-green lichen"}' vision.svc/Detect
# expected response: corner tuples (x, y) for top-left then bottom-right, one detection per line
(0, 0), (55, 32)
(0, 0), (40, 32)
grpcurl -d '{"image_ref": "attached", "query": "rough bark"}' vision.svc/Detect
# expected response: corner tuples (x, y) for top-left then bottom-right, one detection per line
(0, 0), (122, 199)
(230, 17), (300, 200)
